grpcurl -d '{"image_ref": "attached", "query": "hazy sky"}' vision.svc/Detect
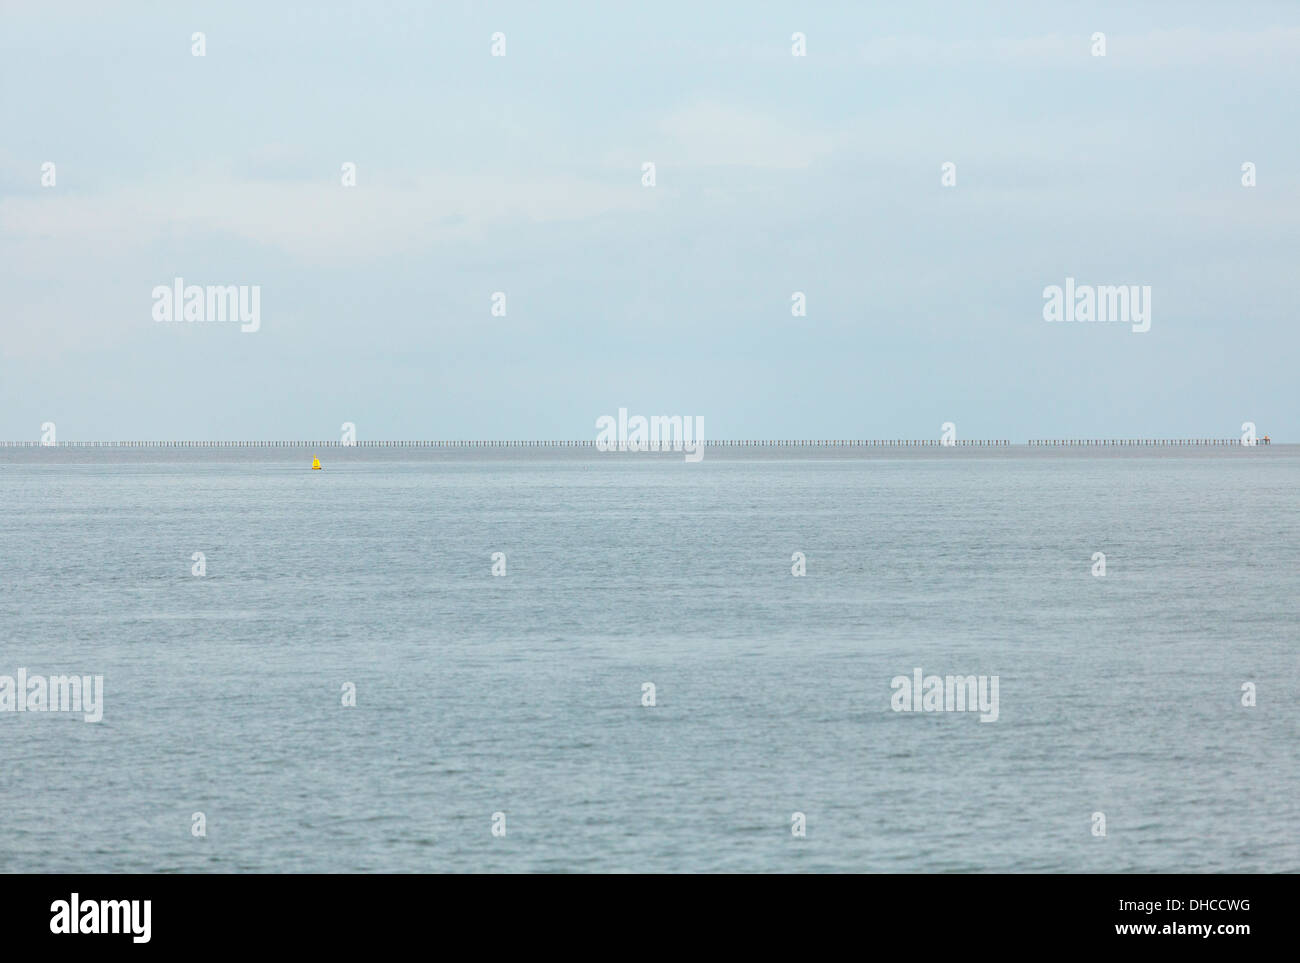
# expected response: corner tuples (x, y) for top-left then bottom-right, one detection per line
(2, 1), (1297, 441)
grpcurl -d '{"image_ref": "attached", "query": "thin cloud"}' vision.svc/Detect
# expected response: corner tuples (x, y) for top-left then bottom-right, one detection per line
(0, 169), (656, 263)
(609, 101), (836, 171)
(859, 26), (1300, 67)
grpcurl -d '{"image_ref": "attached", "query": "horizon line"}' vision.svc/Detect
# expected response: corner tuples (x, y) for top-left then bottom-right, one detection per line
(0, 438), (1276, 449)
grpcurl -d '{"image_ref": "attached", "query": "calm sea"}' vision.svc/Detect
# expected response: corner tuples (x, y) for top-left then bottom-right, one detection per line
(1, 446), (1296, 872)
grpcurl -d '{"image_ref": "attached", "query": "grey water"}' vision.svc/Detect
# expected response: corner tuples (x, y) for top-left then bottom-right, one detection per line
(1, 446), (1296, 873)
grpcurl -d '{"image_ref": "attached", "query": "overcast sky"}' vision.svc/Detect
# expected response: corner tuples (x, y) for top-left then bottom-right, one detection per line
(2, 1), (1297, 441)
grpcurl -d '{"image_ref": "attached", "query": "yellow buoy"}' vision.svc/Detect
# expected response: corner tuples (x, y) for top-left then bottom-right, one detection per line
(311, 457), (321, 470)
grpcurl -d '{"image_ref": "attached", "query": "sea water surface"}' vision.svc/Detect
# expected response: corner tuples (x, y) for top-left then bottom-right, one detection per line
(1, 446), (1297, 873)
